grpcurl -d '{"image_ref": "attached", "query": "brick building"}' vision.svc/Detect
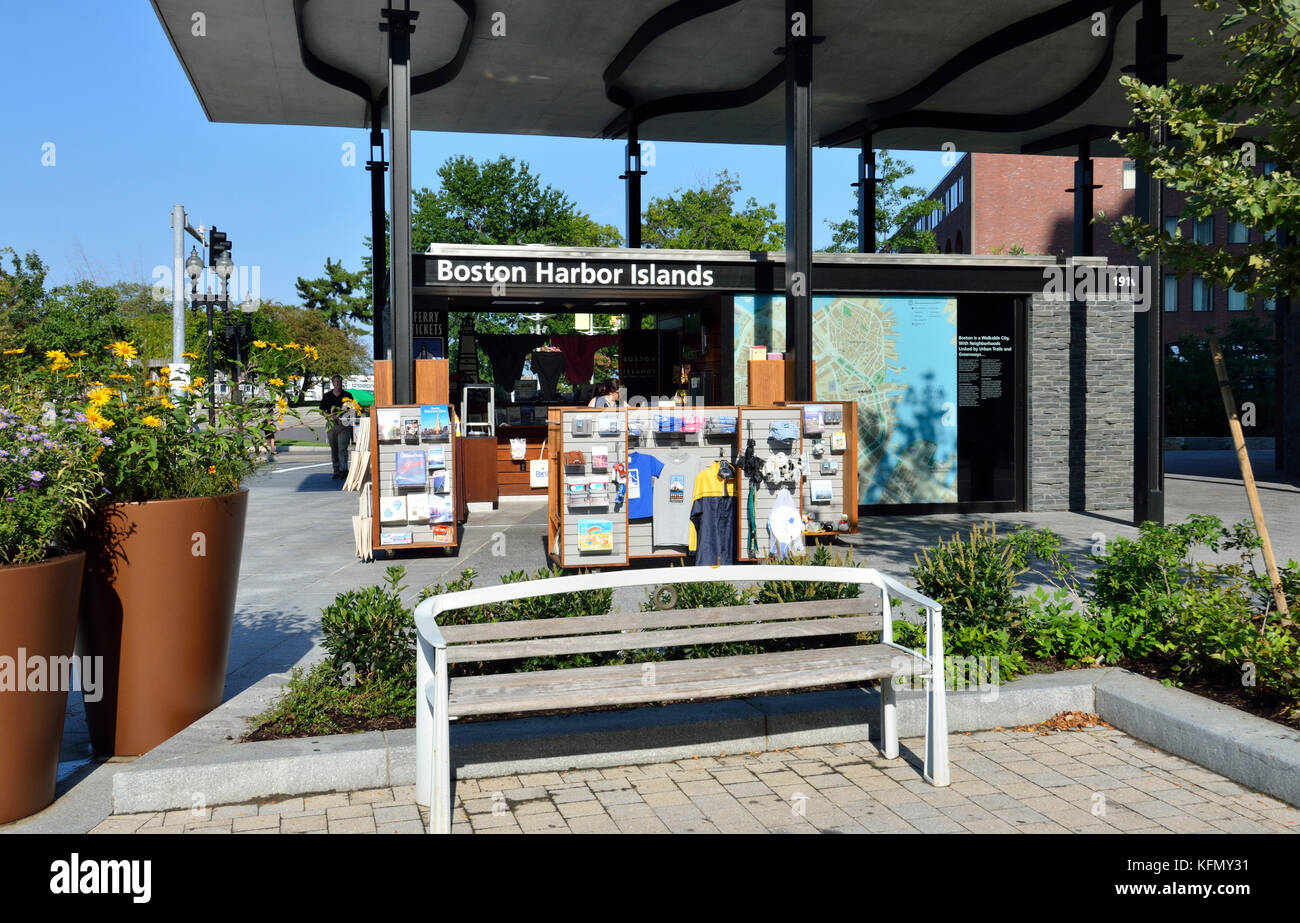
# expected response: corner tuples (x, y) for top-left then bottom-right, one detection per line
(917, 153), (1278, 345)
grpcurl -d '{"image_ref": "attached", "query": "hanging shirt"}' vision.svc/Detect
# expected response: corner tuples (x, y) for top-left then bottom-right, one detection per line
(627, 451), (664, 520)
(690, 460), (738, 566)
(767, 488), (805, 560)
(652, 454), (701, 548)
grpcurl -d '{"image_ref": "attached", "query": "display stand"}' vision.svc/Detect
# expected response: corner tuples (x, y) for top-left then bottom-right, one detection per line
(545, 402), (857, 569)
(370, 403), (461, 552)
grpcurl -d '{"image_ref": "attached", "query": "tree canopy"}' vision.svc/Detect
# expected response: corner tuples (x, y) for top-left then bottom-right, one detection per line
(641, 170), (783, 251)
(1108, 0), (1299, 299)
(295, 258), (372, 329)
(823, 151), (940, 253)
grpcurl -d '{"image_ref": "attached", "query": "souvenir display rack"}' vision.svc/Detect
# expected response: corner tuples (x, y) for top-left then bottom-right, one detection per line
(370, 403), (462, 552)
(546, 402), (857, 569)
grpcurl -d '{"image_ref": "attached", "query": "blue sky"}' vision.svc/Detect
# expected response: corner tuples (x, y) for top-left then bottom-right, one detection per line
(0, 2), (953, 305)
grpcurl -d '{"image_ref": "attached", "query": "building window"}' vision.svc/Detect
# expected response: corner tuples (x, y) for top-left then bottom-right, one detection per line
(1164, 274), (1178, 312)
(1228, 220), (1248, 244)
(1228, 287), (1248, 311)
(1265, 227), (1277, 243)
(1165, 215), (1181, 237)
(1192, 278), (1212, 311)
(1264, 297), (1276, 311)
(1122, 161), (1137, 189)
(1194, 216), (1214, 243)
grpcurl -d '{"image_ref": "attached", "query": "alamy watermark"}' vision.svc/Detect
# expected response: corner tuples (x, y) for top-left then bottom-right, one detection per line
(0, 649), (104, 702)
(1042, 264), (1152, 312)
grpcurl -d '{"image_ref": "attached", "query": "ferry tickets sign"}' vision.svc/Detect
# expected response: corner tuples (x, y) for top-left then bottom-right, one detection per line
(426, 258), (718, 289)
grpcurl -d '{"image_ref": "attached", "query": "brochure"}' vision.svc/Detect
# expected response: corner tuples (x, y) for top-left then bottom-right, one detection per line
(576, 519), (613, 552)
(425, 445), (446, 469)
(377, 409), (402, 443)
(420, 405), (451, 442)
(429, 494), (455, 524)
(431, 469), (448, 493)
(591, 445), (609, 471)
(379, 495), (407, 523)
(831, 431), (847, 452)
(379, 531), (412, 546)
(394, 450), (428, 488)
(406, 492), (431, 523)
(402, 416), (421, 445)
(431, 524), (455, 544)
(810, 480), (833, 503)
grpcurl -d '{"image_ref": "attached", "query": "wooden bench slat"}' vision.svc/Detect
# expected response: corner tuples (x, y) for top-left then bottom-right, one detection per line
(445, 615), (884, 663)
(444, 644), (928, 716)
(438, 597), (881, 644)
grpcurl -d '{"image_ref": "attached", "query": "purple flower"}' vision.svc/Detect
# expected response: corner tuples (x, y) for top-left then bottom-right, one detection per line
(30, 470), (44, 483)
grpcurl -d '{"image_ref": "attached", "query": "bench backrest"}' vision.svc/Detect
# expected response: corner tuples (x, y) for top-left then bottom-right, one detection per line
(415, 565), (944, 668)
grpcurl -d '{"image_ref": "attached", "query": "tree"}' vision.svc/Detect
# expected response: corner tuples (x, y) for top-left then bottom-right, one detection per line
(823, 151), (940, 253)
(1108, 0), (1300, 300)
(410, 154), (621, 251)
(641, 171), (784, 251)
(0, 248), (134, 359)
(295, 258), (372, 329)
(1165, 316), (1276, 436)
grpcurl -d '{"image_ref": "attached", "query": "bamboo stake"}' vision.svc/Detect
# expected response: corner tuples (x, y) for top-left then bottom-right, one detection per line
(1207, 335), (1290, 625)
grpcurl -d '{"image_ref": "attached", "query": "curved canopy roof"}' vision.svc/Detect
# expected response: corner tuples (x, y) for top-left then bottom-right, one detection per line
(151, 0), (1232, 154)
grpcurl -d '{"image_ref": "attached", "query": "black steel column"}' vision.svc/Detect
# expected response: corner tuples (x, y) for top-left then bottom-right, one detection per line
(1276, 227), (1291, 470)
(365, 108), (389, 363)
(1068, 139), (1099, 257)
(784, 0), (814, 401)
(1132, 0), (1167, 525)
(854, 129), (876, 253)
(621, 118), (645, 249)
(381, 0), (416, 405)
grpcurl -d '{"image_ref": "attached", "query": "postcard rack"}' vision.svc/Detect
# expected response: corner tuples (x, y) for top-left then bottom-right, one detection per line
(369, 403), (462, 552)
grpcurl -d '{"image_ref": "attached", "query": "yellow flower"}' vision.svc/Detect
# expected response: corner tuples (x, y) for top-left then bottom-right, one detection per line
(158, 396), (176, 410)
(303, 346), (320, 361)
(70, 350), (88, 357)
(192, 376), (206, 388)
(252, 340), (268, 349)
(107, 340), (138, 361)
(46, 349), (71, 371)
(182, 351), (199, 360)
(141, 415), (162, 428)
(285, 341), (300, 350)
(208, 465), (217, 474)
(159, 366), (170, 378)
(268, 377), (284, 387)
(64, 372), (81, 378)
(85, 407), (114, 432)
(108, 372), (132, 381)
(2, 347), (24, 355)
(87, 386), (114, 406)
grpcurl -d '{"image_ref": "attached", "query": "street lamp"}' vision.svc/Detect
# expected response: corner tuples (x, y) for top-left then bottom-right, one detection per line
(187, 234), (237, 425)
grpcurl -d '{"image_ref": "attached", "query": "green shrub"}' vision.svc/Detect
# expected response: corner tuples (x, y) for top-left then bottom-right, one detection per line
(755, 546), (864, 603)
(320, 566), (418, 684)
(911, 522), (1027, 634)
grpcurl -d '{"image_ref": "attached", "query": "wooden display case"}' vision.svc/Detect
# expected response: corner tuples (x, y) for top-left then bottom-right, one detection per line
(369, 403), (462, 553)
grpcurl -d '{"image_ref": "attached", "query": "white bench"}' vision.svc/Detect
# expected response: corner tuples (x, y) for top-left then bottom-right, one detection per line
(414, 565), (948, 833)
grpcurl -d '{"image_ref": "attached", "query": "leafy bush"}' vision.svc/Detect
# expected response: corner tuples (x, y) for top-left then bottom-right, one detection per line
(755, 546), (864, 603)
(320, 565), (418, 684)
(911, 522), (1027, 634)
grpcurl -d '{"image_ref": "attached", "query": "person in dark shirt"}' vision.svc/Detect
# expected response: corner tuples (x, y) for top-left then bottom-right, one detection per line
(320, 376), (354, 479)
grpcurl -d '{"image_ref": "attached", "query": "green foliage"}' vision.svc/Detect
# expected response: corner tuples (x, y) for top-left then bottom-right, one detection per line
(911, 522), (1027, 634)
(410, 155), (621, 251)
(642, 170), (784, 251)
(246, 661), (413, 739)
(755, 546), (864, 602)
(320, 566), (418, 684)
(0, 249), (133, 359)
(823, 151), (940, 254)
(1109, 0), (1300, 300)
(295, 258), (372, 329)
(0, 396), (105, 565)
(1164, 316), (1276, 436)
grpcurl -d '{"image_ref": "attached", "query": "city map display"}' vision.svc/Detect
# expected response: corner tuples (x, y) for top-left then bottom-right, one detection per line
(734, 294), (958, 505)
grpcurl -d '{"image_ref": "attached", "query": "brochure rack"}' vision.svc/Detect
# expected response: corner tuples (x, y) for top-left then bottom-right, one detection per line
(370, 403), (462, 553)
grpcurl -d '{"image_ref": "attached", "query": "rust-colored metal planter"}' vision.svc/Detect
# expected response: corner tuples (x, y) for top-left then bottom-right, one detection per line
(0, 551), (86, 824)
(79, 490), (247, 756)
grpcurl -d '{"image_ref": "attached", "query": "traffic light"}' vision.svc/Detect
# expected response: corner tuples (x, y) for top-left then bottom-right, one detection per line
(209, 227), (231, 267)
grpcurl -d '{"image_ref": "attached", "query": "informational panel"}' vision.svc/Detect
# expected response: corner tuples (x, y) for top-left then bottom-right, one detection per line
(956, 297), (1018, 503)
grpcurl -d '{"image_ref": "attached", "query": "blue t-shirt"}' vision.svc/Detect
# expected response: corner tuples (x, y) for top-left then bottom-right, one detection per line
(627, 451), (664, 519)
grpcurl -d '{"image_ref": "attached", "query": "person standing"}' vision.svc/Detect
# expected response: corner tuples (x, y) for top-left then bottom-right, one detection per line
(321, 375), (354, 480)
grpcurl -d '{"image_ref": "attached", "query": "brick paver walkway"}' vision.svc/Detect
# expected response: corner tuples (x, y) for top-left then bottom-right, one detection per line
(91, 728), (1299, 834)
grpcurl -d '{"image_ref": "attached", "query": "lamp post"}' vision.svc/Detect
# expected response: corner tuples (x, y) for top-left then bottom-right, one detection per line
(224, 295), (258, 404)
(185, 245), (234, 425)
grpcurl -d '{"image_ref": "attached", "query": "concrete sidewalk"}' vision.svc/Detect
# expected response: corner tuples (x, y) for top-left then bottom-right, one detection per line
(92, 728), (1299, 835)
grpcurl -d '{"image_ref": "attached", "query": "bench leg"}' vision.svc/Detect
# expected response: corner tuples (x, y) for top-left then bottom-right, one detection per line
(879, 676), (899, 760)
(431, 651), (453, 834)
(923, 607), (950, 787)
